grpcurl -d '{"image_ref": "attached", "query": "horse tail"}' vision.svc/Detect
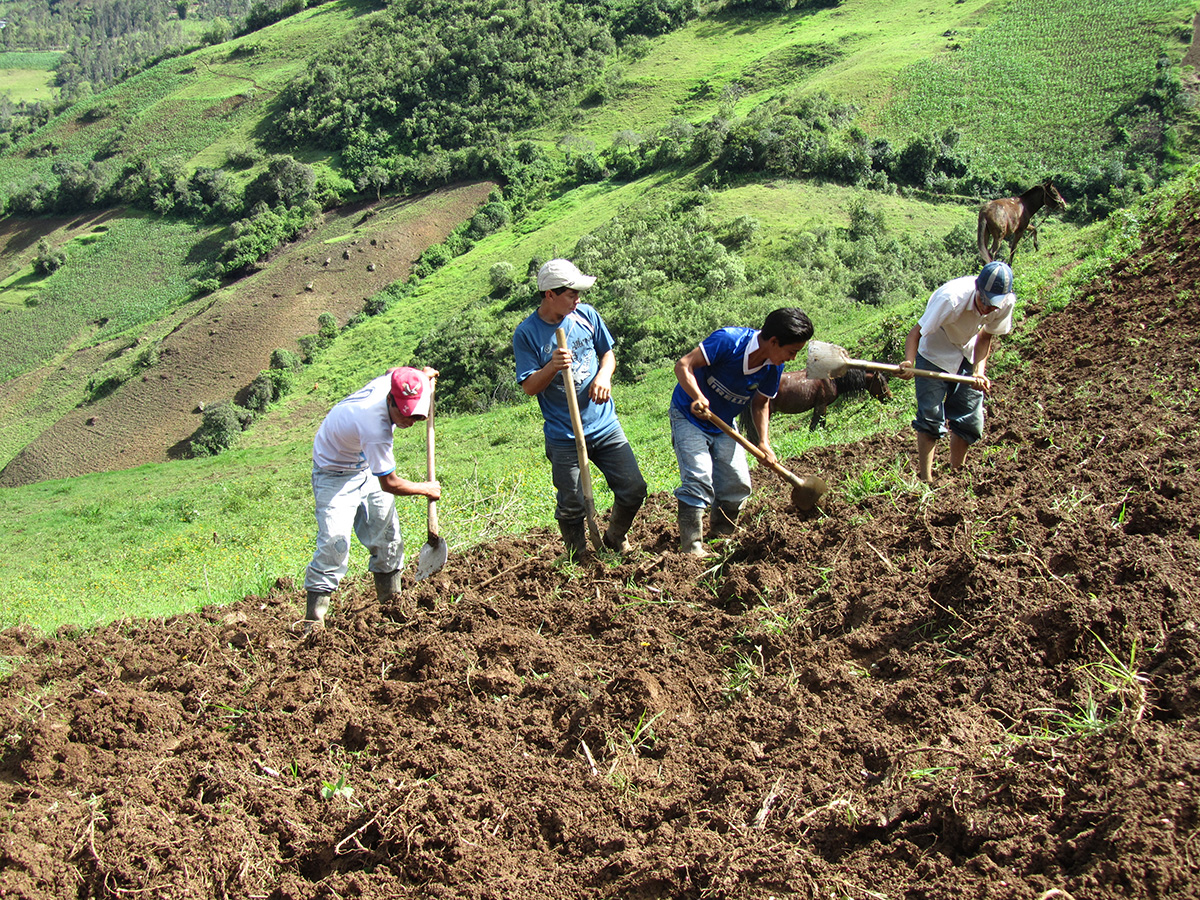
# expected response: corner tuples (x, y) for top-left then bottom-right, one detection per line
(977, 207), (993, 263)
(737, 406), (760, 445)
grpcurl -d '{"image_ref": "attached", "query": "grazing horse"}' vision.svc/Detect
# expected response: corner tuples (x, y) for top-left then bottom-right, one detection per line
(739, 369), (892, 440)
(977, 179), (1067, 269)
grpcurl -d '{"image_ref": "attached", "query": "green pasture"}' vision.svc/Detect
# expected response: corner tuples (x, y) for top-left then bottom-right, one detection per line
(0, 214), (218, 384)
(568, 0), (999, 144)
(569, 0), (1198, 182)
(0, 51), (61, 104)
(877, 0), (1200, 176)
(0, 0), (373, 190)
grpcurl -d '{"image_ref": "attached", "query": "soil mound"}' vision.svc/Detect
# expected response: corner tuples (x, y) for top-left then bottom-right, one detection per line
(2, 185), (1199, 898)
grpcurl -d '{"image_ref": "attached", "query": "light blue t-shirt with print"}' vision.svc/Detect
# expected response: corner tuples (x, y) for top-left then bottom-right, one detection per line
(513, 303), (619, 443)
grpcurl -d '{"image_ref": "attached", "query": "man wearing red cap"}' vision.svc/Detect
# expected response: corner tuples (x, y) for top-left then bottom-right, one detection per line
(302, 366), (441, 627)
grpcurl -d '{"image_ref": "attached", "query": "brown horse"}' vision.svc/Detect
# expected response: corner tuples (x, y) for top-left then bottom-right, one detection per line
(739, 369), (892, 440)
(977, 179), (1067, 269)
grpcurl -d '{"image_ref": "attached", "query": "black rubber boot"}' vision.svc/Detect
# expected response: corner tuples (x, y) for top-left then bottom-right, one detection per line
(602, 501), (642, 556)
(558, 519), (589, 562)
(305, 591), (331, 626)
(708, 500), (742, 539)
(374, 569), (401, 604)
(677, 502), (710, 557)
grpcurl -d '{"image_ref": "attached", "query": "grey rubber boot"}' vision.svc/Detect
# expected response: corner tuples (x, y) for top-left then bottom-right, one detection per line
(374, 569), (401, 604)
(305, 591), (331, 625)
(602, 501), (641, 556)
(677, 502), (710, 557)
(558, 519), (589, 562)
(708, 500), (742, 539)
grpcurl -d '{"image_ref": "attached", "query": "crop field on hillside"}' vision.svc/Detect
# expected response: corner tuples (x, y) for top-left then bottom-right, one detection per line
(879, 0), (1195, 174)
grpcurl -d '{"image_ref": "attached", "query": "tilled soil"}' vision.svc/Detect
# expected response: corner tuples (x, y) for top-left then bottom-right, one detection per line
(2, 182), (1199, 899)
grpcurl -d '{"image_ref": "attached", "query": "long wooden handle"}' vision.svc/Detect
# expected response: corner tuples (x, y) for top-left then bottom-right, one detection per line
(694, 405), (809, 492)
(425, 378), (438, 538)
(849, 357), (979, 386)
(555, 329), (604, 552)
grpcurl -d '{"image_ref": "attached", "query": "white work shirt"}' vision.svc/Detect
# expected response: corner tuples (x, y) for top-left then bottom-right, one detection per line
(917, 275), (1014, 373)
(311, 374), (396, 476)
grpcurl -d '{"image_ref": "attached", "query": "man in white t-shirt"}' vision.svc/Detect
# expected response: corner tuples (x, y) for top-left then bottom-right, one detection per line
(897, 261), (1015, 483)
(302, 366), (441, 627)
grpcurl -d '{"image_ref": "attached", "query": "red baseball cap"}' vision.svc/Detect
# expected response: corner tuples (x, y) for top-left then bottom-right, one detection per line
(388, 367), (432, 419)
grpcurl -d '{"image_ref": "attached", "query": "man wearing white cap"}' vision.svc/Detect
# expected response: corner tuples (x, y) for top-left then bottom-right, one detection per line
(302, 366), (441, 627)
(513, 258), (647, 560)
(897, 260), (1016, 482)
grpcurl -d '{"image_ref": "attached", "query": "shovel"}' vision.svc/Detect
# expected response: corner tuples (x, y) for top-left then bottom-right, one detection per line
(556, 328), (604, 552)
(693, 405), (829, 511)
(806, 340), (979, 385)
(414, 378), (447, 581)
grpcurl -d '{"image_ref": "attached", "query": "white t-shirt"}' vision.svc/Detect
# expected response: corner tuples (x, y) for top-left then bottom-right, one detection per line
(312, 374), (396, 476)
(917, 275), (1014, 373)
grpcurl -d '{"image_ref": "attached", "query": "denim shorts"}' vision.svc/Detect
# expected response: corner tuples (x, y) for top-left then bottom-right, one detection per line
(911, 353), (984, 443)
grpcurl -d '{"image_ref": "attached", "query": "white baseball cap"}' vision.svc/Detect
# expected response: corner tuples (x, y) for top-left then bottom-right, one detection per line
(537, 258), (596, 292)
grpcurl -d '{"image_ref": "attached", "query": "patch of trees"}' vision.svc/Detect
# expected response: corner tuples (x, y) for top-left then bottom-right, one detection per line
(409, 190), (981, 412)
(188, 338), (305, 456)
(0, 0), (334, 109)
(270, 0), (699, 183)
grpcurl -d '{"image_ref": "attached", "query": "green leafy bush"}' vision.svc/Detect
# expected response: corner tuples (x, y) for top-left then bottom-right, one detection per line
(33, 238), (67, 275)
(189, 402), (253, 457)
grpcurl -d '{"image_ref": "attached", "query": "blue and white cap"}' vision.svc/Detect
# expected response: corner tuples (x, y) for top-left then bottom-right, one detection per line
(976, 260), (1014, 307)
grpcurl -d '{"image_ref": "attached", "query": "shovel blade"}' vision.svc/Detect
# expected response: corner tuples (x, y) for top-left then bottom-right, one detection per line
(790, 475), (829, 512)
(414, 534), (448, 581)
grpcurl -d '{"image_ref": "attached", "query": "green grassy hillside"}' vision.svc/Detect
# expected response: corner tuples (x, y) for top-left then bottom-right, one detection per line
(0, 0), (1197, 633)
(0, 50), (61, 104)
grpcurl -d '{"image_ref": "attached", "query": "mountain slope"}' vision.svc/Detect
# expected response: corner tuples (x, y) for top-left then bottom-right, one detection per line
(0, 181), (495, 486)
(1, 163), (1197, 900)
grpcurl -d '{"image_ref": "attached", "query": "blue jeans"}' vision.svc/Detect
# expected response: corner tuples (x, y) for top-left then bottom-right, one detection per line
(670, 405), (752, 509)
(912, 352), (985, 444)
(546, 424), (646, 523)
(305, 467), (404, 594)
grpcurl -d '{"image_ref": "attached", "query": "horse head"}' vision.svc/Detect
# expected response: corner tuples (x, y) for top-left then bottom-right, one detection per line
(1042, 179), (1067, 211)
(865, 371), (892, 402)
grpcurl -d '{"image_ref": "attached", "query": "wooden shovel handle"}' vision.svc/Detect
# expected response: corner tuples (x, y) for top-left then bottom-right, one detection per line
(555, 329), (604, 552)
(693, 405), (808, 492)
(425, 377), (438, 538)
(850, 357), (979, 386)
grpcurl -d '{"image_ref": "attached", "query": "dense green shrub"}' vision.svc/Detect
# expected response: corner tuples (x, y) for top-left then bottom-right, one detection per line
(32, 238), (67, 275)
(488, 261), (517, 296)
(243, 373), (275, 413)
(217, 201), (320, 274)
(412, 314), (520, 414)
(189, 402), (253, 457)
(271, 0), (618, 174)
(269, 348), (302, 370)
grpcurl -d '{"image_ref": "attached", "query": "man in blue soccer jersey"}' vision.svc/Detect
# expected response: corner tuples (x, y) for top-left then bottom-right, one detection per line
(672, 308), (813, 555)
(513, 259), (647, 561)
